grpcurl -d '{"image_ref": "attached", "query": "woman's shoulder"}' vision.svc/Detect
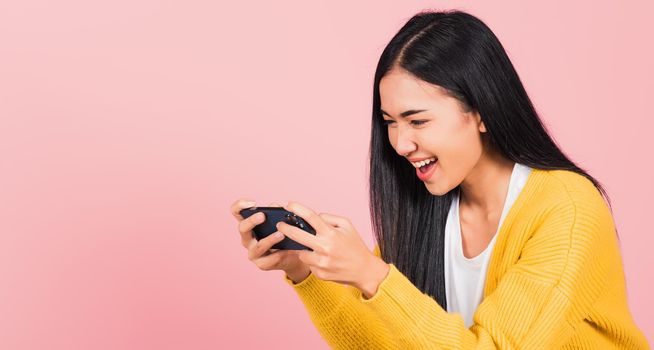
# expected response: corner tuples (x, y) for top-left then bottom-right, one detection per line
(542, 168), (599, 193)
(534, 168), (610, 212)
(528, 168), (616, 243)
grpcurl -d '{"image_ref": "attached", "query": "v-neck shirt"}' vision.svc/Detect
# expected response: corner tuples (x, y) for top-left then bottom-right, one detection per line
(444, 162), (533, 328)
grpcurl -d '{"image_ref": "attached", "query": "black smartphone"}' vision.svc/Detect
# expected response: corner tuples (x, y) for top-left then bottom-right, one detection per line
(239, 206), (316, 250)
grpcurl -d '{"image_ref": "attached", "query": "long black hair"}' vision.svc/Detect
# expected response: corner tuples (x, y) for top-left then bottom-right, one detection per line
(367, 9), (614, 310)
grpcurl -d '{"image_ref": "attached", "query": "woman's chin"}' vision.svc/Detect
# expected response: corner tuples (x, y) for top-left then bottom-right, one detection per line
(424, 182), (448, 196)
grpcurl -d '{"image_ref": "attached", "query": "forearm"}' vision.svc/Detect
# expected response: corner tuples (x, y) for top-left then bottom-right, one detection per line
(355, 256), (391, 299)
(358, 264), (590, 349)
(285, 265), (311, 284)
(284, 270), (400, 349)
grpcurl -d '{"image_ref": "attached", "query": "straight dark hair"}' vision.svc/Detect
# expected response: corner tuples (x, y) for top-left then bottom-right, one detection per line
(367, 9), (615, 310)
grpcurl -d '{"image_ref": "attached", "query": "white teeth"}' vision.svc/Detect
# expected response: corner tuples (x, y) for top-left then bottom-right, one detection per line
(411, 157), (437, 168)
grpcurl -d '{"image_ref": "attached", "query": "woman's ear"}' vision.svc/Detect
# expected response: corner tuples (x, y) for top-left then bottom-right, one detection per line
(474, 111), (487, 133)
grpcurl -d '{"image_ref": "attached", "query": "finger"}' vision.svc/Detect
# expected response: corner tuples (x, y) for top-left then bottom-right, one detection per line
(248, 230), (285, 260)
(288, 249), (320, 270)
(318, 212), (351, 229)
(231, 198), (257, 220)
(254, 249), (296, 271)
(283, 201), (332, 234)
(239, 211), (266, 247)
(277, 221), (320, 252)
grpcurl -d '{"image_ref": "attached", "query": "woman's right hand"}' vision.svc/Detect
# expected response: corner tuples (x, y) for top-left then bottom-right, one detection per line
(230, 199), (311, 284)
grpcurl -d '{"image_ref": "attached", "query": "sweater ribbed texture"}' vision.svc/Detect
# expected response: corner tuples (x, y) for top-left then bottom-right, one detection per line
(283, 169), (650, 349)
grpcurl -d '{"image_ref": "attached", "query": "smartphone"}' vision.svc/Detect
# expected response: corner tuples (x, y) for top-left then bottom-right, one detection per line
(239, 206), (316, 250)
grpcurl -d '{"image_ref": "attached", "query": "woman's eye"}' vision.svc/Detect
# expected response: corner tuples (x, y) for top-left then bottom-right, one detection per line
(381, 119), (428, 126)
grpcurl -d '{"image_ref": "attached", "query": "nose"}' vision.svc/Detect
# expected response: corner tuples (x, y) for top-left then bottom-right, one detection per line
(393, 125), (417, 157)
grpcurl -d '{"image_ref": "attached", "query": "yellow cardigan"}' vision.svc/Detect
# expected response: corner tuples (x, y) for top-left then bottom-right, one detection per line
(283, 168), (649, 349)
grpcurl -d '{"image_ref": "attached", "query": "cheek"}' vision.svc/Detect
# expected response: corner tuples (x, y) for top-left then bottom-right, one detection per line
(431, 126), (483, 176)
(387, 128), (399, 149)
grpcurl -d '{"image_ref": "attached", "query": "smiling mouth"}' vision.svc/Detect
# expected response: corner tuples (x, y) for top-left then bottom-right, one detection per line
(418, 160), (437, 173)
(410, 157), (438, 169)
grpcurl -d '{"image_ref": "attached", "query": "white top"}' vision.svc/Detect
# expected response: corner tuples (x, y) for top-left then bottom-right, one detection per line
(444, 162), (532, 328)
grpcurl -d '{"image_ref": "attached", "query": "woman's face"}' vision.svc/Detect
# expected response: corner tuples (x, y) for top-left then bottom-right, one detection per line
(379, 68), (487, 196)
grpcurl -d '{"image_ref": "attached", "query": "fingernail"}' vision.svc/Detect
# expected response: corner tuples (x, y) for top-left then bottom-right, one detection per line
(274, 231), (283, 238)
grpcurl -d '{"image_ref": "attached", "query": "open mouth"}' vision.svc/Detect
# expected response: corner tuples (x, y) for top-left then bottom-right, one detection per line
(419, 161), (437, 173)
(414, 158), (438, 181)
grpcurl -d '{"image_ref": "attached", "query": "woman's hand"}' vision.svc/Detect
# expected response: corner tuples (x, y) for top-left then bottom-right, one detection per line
(275, 201), (390, 298)
(230, 199), (311, 283)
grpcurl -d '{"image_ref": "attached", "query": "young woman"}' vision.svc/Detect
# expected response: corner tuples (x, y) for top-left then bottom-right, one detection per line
(231, 10), (649, 349)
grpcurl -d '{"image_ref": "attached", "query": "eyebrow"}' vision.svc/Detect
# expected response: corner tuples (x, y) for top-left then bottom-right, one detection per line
(380, 109), (428, 118)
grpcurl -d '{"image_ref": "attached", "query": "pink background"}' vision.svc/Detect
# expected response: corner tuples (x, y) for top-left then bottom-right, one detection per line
(1, 1), (652, 349)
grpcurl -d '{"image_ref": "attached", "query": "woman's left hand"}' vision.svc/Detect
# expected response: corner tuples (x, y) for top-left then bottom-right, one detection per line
(276, 200), (390, 298)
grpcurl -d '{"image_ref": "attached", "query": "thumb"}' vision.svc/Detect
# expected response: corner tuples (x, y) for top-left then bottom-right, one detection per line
(281, 250), (303, 270)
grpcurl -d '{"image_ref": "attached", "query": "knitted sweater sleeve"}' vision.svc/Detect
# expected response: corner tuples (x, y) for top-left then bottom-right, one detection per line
(286, 194), (625, 349)
(282, 244), (400, 349)
(362, 196), (618, 349)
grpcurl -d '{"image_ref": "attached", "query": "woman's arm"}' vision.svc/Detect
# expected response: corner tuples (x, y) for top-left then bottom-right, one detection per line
(283, 245), (400, 350)
(288, 196), (645, 349)
(355, 198), (632, 348)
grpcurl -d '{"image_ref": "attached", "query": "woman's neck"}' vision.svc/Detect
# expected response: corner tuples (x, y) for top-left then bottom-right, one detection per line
(459, 150), (515, 215)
